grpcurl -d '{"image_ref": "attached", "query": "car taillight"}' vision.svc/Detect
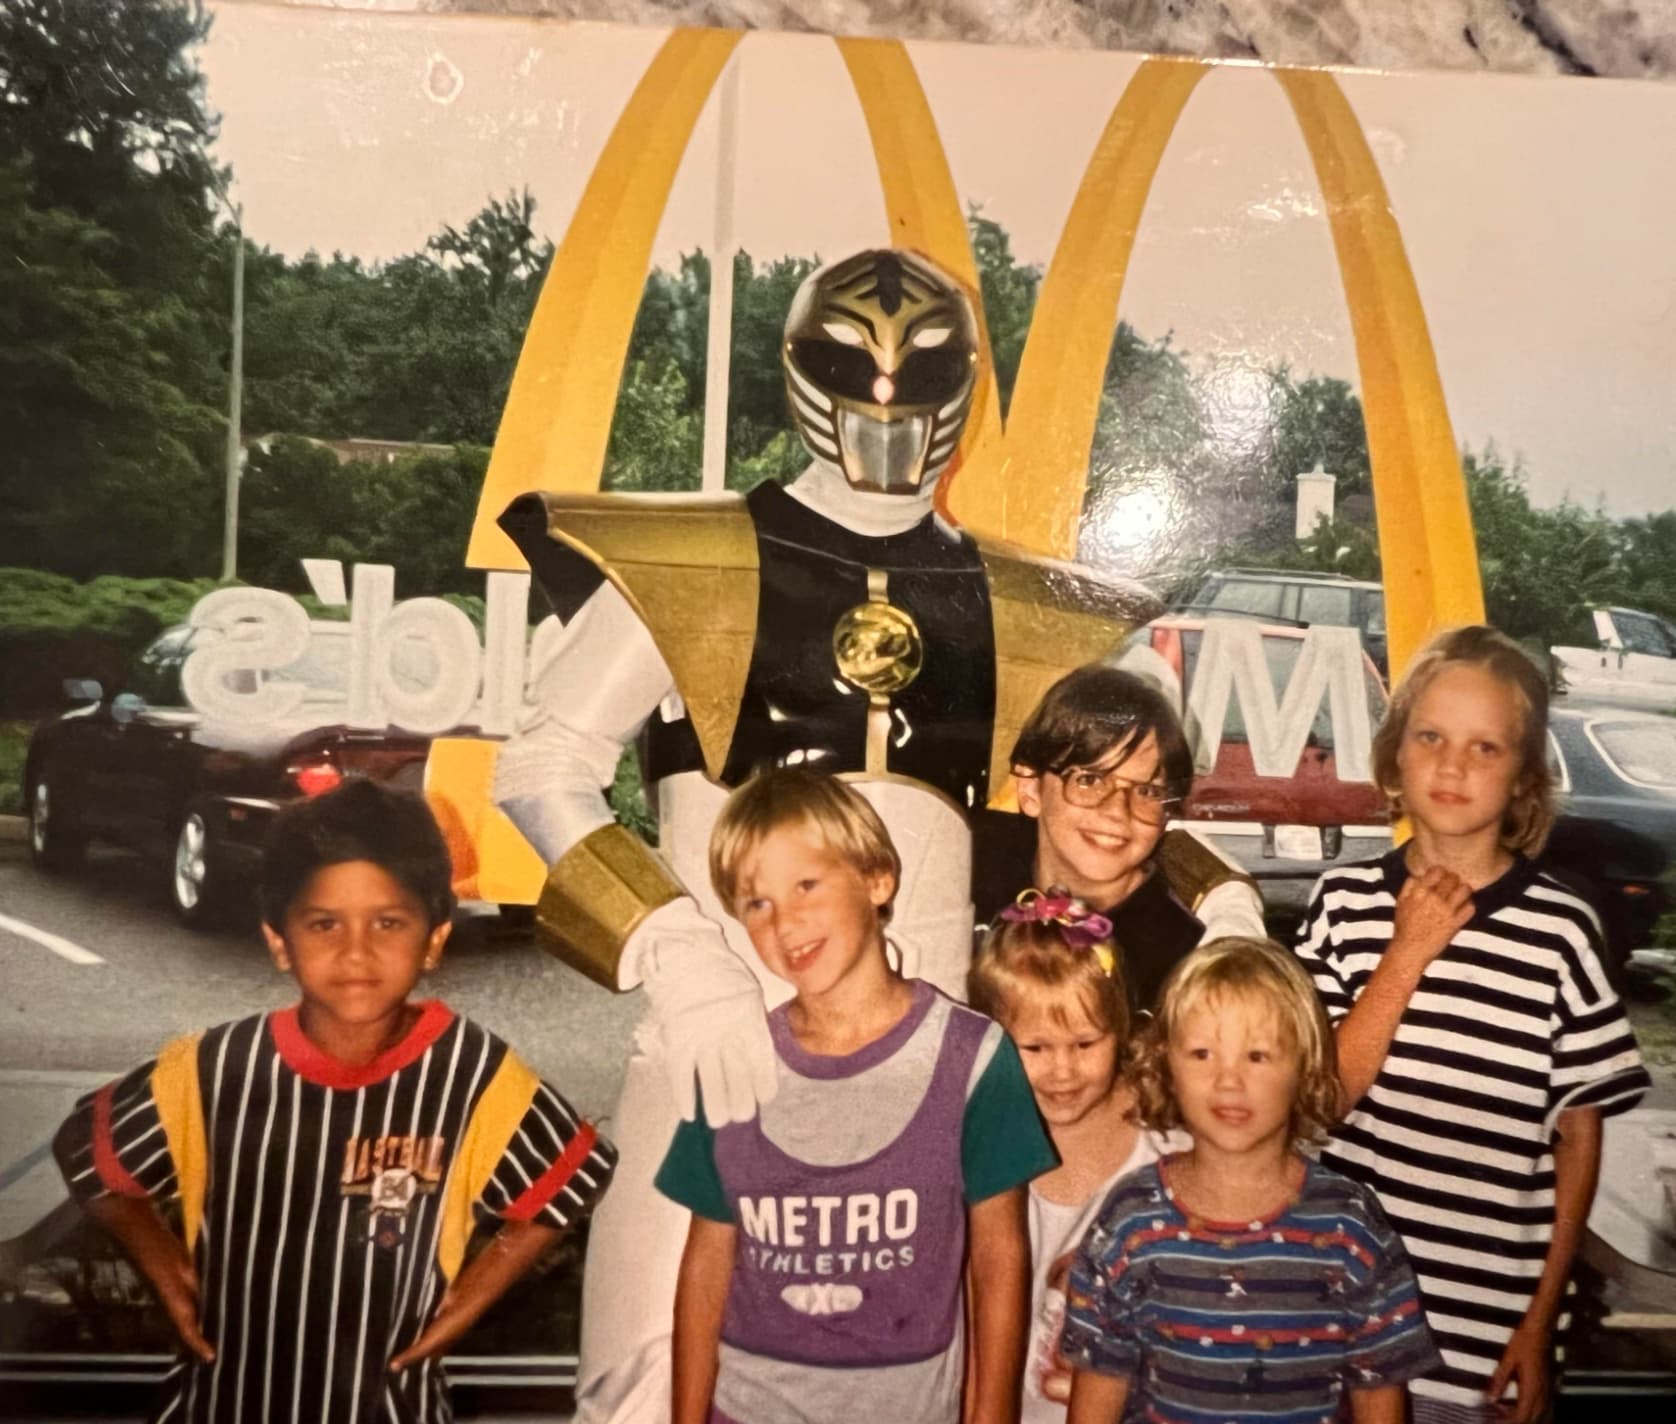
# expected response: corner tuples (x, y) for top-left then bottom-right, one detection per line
(1620, 882), (1655, 898)
(292, 762), (343, 798)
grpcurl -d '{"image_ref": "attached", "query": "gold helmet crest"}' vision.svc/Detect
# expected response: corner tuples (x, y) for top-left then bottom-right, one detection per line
(782, 249), (979, 495)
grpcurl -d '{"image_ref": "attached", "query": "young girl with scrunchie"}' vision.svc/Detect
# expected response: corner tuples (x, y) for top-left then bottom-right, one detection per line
(970, 890), (1184, 1424)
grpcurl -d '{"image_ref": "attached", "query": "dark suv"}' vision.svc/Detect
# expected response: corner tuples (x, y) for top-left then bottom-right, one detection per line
(1172, 568), (1387, 674)
(23, 624), (436, 926)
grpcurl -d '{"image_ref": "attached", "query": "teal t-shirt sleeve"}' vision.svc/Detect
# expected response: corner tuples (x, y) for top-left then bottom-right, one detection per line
(962, 1027), (1059, 1203)
(653, 1113), (733, 1223)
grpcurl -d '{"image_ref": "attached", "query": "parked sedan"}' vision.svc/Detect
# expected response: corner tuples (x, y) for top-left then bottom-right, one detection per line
(1541, 706), (1676, 978)
(23, 624), (436, 926)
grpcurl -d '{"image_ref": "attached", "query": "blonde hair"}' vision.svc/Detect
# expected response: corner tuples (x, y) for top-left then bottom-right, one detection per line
(709, 768), (900, 920)
(1371, 624), (1554, 856)
(969, 913), (1130, 1048)
(1131, 937), (1338, 1145)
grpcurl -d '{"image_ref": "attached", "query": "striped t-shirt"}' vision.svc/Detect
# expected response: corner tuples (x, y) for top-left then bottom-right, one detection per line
(1060, 1157), (1440, 1423)
(1295, 850), (1650, 1408)
(53, 1000), (617, 1424)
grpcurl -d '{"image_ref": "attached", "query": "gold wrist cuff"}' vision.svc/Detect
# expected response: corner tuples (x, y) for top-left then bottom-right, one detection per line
(535, 824), (684, 989)
(1158, 828), (1258, 914)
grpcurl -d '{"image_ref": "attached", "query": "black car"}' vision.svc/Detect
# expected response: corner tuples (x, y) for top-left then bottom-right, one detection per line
(23, 624), (435, 926)
(1540, 707), (1676, 980)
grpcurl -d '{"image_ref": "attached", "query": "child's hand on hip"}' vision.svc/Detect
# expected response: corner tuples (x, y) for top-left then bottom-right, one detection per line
(145, 1234), (215, 1363)
(1390, 866), (1474, 968)
(389, 1286), (471, 1371)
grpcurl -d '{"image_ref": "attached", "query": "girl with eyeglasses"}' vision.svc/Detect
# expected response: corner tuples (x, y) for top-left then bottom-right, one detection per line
(972, 665), (1266, 1016)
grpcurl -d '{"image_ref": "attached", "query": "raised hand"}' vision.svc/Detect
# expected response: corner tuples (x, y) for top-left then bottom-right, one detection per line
(1389, 864), (1475, 968)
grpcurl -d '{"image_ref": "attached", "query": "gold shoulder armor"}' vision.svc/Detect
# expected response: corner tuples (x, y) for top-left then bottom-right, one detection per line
(1157, 827), (1257, 915)
(977, 536), (1163, 801)
(509, 491), (759, 781)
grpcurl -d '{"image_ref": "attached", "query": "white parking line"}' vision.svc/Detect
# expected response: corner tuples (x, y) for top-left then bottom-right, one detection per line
(0, 912), (105, 966)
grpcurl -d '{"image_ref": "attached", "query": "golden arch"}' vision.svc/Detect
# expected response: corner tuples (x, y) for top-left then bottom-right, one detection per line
(468, 33), (1480, 678)
(449, 34), (1487, 897)
(988, 58), (1483, 676)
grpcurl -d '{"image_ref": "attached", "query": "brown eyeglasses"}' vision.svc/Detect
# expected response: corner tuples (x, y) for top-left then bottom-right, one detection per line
(1053, 767), (1179, 820)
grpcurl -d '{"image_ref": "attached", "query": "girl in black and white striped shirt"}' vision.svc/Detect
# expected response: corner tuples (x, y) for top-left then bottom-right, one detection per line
(1295, 626), (1648, 1424)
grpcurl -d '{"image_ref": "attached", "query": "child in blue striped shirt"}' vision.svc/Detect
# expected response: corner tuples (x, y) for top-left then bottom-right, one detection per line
(1060, 938), (1439, 1424)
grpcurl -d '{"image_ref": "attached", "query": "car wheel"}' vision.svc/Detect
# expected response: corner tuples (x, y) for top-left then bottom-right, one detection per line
(27, 768), (87, 873)
(170, 808), (232, 929)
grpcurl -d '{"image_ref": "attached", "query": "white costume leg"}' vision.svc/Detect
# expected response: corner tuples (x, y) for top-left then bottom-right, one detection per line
(574, 774), (975, 1422)
(573, 1019), (683, 1424)
(576, 776), (764, 1424)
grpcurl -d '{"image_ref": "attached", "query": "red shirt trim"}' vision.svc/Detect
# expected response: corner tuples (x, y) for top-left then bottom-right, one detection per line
(269, 1000), (455, 1089)
(505, 1122), (600, 1223)
(92, 1082), (147, 1198)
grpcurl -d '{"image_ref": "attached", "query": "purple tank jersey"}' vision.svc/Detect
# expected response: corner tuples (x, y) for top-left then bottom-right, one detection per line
(711, 991), (987, 1369)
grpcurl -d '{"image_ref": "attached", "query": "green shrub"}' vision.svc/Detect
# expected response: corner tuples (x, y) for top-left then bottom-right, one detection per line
(0, 720), (29, 816)
(0, 567), (222, 717)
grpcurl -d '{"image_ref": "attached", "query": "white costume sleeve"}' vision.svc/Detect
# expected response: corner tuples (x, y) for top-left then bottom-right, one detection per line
(1195, 876), (1269, 945)
(494, 580), (776, 1123)
(494, 580), (676, 870)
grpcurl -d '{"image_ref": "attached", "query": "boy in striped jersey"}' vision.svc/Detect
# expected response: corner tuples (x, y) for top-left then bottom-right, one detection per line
(53, 780), (618, 1423)
(1294, 627), (1650, 1424)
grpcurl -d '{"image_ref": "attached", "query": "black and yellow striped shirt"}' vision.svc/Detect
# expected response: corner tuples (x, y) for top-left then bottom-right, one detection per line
(54, 1000), (616, 1423)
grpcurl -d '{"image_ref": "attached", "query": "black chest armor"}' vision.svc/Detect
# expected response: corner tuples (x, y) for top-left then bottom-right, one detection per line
(643, 481), (996, 808)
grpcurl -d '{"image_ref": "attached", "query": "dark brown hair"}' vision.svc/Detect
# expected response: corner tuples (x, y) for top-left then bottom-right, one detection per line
(1011, 664), (1194, 798)
(262, 779), (454, 931)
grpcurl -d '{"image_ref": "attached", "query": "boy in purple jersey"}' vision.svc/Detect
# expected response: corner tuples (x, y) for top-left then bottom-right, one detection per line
(656, 768), (1056, 1424)
(53, 781), (617, 1423)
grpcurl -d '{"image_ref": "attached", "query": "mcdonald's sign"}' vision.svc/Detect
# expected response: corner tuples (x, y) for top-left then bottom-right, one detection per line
(436, 29), (1486, 902)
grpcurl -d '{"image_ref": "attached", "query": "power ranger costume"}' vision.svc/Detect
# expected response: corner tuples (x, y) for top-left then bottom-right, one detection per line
(494, 249), (1158, 1424)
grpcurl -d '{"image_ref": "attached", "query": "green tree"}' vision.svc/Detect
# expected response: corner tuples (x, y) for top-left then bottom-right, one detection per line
(602, 360), (704, 493)
(1465, 447), (1619, 647)
(968, 211), (1040, 415)
(236, 437), (366, 590)
(725, 252), (814, 488)
(1607, 510), (1676, 623)
(1265, 371), (1371, 498)
(355, 446), (492, 596)
(0, 0), (226, 577)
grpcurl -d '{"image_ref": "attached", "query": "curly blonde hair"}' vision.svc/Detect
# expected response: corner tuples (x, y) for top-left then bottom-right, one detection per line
(1371, 624), (1554, 856)
(969, 913), (1130, 1048)
(1130, 937), (1338, 1145)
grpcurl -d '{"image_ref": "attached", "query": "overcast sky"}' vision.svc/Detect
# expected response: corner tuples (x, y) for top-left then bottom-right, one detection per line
(199, 4), (1676, 517)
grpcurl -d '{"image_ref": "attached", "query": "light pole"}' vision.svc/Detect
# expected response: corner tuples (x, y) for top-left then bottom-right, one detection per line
(220, 201), (245, 582)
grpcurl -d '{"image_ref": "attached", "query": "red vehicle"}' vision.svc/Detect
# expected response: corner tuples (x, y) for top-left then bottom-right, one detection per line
(1121, 615), (1392, 923)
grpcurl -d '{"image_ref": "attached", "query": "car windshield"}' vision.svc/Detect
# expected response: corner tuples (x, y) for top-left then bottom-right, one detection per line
(268, 631), (441, 702)
(206, 627), (441, 705)
(1179, 629), (1386, 751)
(1204, 579), (1286, 619)
(1592, 719), (1676, 788)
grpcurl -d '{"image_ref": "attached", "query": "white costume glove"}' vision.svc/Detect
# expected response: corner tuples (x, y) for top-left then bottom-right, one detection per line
(629, 897), (779, 1126)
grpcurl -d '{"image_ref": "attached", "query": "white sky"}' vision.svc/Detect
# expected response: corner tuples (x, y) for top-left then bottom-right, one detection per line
(199, 3), (1676, 516)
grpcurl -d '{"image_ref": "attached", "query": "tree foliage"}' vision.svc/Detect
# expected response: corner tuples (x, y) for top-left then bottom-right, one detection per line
(4, 0), (1672, 673)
